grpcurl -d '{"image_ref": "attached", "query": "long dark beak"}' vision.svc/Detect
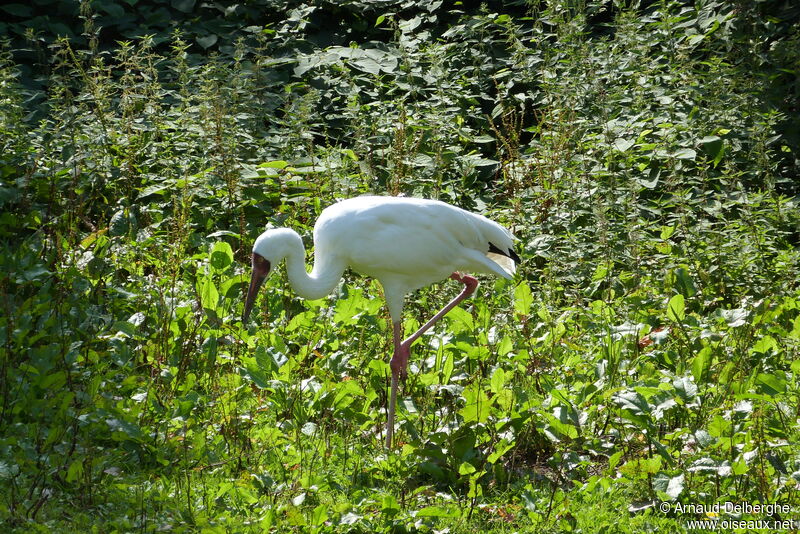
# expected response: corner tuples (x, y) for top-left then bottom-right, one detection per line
(242, 253), (271, 323)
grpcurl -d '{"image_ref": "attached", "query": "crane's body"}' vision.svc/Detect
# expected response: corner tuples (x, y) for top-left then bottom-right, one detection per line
(243, 195), (520, 447)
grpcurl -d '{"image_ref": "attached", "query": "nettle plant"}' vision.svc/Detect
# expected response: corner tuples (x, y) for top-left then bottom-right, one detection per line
(0, 0), (798, 531)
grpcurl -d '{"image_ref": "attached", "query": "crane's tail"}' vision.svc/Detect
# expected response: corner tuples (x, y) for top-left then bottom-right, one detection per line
(487, 252), (517, 278)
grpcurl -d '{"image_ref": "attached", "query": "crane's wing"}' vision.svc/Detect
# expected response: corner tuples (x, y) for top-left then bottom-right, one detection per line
(314, 196), (519, 286)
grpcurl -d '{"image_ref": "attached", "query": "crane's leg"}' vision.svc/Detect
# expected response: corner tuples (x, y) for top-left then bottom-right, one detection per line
(386, 321), (405, 448)
(386, 272), (479, 448)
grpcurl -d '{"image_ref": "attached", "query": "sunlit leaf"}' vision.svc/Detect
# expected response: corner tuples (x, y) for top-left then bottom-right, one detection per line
(489, 367), (506, 394)
(718, 308), (749, 328)
(756, 372), (786, 396)
(667, 294), (685, 322)
(691, 346), (712, 383)
(673, 148), (696, 160)
(210, 241), (233, 272)
(416, 506), (460, 518)
(613, 138), (635, 152)
(751, 335), (778, 355)
(514, 282), (533, 315)
(198, 277), (220, 315)
(459, 383), (490, 423)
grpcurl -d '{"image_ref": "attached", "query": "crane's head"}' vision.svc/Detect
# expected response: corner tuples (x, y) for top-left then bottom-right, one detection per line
(242, 228), (300, 323)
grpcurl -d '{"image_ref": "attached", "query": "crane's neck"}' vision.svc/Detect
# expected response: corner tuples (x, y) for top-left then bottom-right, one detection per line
(283, 232), (345, 301)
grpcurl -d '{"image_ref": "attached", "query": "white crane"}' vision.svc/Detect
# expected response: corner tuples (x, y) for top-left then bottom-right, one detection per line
(242, 195), (520, 447)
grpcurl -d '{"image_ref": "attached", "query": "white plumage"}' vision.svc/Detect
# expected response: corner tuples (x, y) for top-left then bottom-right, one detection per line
(243, 195), (520, 447)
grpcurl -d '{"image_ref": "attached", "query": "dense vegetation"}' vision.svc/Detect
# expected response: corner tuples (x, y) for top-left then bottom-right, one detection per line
(2, 0), (799, 531)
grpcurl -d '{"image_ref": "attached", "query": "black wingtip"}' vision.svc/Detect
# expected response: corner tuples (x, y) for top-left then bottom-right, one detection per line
(489, 242), (521, 264)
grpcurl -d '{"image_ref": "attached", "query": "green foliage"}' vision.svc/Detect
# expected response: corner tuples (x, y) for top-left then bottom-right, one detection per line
(1, 1), (799, 532)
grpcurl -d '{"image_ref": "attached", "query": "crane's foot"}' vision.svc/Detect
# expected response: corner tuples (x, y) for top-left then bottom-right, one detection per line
(450, 272), (479, 293)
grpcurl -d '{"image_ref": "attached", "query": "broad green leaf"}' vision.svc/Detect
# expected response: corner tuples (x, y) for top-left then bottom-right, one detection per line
(458, 462), (477, 475)
(38, 370), (67, 390)
(788, 315), (800, 339)
(242, 356), (269, 388)
(333, 380), (363, 409)
(614, 389), (650, 415)
(752, 335), (777, 355)
(733, 400), (753, 415)
(353, 57), (382, 75)
(487, 438), (514, 464)
(340, 512), (361, 525)
(459, 383), (490, 423)
(687, 458), (731, 476)
(260, 160), (289, 169)
(198, 277), (220, 314)
(494, 335), (512, 357)
(490, 367), (506, 394)
(106, 417), (144, 442)
(442, 353), (454, 384)
(171, 0), (196, 13)
(109, 208), (133, 236)
(21, 265), (49, 281)
(210, 241), (233, 272)
(0, 462), (20, 480)
(673, 376), (697, 400)
(138, 183), (169, 198)
(196, 34), (218, 49)
(467, 473), (484, 499)
(719, 308), (749, 328)
(667, 294), (685, 322)
(674, 267), (696, 297)
(447, 306), (474, 332)
(419, 462), (446, 480)
(514, 282), (533, 315)
(732, 457), (748, 475)
(613, 138), (635, 152)
(619, 456), (661, 478)
(699, 135), (725, 166)
(667, 474), (685, 499)
(382, 495), (400, 514)
(756, 372), (786, 396)
(637, 175), (659, 189)
(707, 415), (731, 437)
(100, 2), (125, 17)
(686, 33), (705, 46)
(660, 225), (676, 239)
(220, 273), (247, 299)
(608, 450), (624, 471)
(691, 346), (712, 383)
(543, 411), (578, 440)
(334, 291), (365, 325)
(718, 361), (736, 384)
(341, 149), (358, 161)
(311, 505), (328, 527)
(416, 506), (459, 518)
(66, 460), (84, 483)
